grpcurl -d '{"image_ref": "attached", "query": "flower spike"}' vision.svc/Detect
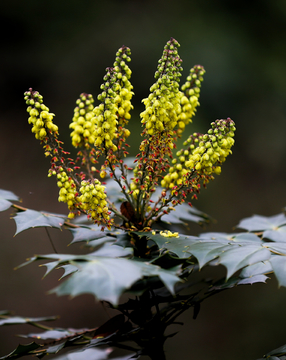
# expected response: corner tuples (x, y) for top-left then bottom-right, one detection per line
(25, 38), (235, 231)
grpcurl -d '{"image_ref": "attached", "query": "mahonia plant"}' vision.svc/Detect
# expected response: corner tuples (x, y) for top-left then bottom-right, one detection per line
(24, 38), (235, 234)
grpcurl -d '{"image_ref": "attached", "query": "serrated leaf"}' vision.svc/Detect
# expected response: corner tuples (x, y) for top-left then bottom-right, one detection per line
(89, 243), (133, 257)
(161, 203), (211, 225)
(50, 258), (181, 305)
(270, 256), (286, 287)
(240, 260), (273, 277)
(68, 226), (113, 245)
(0, 189), (19, 211)
(21, 329), (74, 340)
(265, 343), (286, 356)
(0, 315), (57, 326)
(237, 213), (286, 232)
(219, 245), (271, 279)
(139, 232), (199, 259)
(13, 209), (66, 235)
(0, 342), (41, 359)
(263, 226), (286, 242)
(59, 264), (79, 279)
(264, 242), (286, 255)
(237, 274), (268, 285)
(52, 348), (111, 360)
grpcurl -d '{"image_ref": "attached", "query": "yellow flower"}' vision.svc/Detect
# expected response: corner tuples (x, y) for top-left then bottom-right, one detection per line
(69, 93), (95, 148)
(25, 89), (58, 141)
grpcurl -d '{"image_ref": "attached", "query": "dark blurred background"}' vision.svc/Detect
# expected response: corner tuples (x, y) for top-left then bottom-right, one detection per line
(1, 0), (286, 359)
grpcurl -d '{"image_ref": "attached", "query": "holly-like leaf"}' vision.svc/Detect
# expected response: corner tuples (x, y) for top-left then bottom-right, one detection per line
(261, 343), (286, 358)
(209, 274), (268, 292)
(0, 342), (41, 359)
(160, 203), (212, 225)
(0, 315), (57, 326)
(50, 258), (181, 305)
(68, 225), (114, 245)
(20, 329), (75, 340)
(138, 232), (199, 259)
(237, 274), (268, 285)
(52, 348), (112, 360)
(263, 226), (286, 242)
(89, 243), (133, 258)
(240, 260), (273, 277)
(13, 209), (66, 235)
(143, 231), (273, 279)
(237, 213), (286, 232)
(0, 189), (19, 211)
(270, 256), (286, 287)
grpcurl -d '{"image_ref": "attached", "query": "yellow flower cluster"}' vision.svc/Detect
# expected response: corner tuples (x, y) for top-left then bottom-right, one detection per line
(56, 169), (77, 216)
(140, 38), (182, 137)
(78, 180), (110, 222)
(92, 68), (119, 151)
(69, 93), (95, 147)
(177, 65), (205, 135)
(113, 46), (134, 136)
(24, 89), (58, 141)
(161, 118), (236, 189)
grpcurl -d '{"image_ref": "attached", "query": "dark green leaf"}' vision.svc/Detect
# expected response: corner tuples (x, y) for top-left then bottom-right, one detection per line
(0, 189), (19, 212)
(219, 245), (271, 279)
(50, 258), (181, 305)
(263, 226), (286, 242)
(160, 203), (212, 225)
(13, 209), (66, 235)
(0, 315), (57, 326)
(270, 256), (286, 287)
(237, 214), (286, 232)
(139, 232), (198, 259)
(265, 343), (286, 356)
(237, 274), (268, 285)
(0, 342), (41, 359)
(20, 329), (76, 340)
(52, 348), (111, 360)
(68, 225), (113, 245)
(58, 264), (79, 279)
(240, 260), (273, 277)
(264, 242), (286, 255)
(89, 243), (133, 257)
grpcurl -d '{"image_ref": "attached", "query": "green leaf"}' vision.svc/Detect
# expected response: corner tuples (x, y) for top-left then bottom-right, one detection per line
(49, 258), (181, 305)
(138, 232), (199, 259)
(240, 260), (273, 277)
(89, 243), (133, 257)
(264, 343), (286, 356)
(0, 315), (57, 326)
(13, 209), (66, 235)
(263, 226), (286, 242)
(58, 264), (79, 279)
(160, 203), (212, 225)
(237, 213), (286, 232)
(219, 245), (271, 279)
(143, 231), (273, 279)
(0, 189), (19, 211)
(68, 225), (113, 245)
(264, 242), (286, 255)
(52, 348), (111, 360)
(270, 256), (286, 287)
(0, 342), (41, 359)
(20, 329), (76, 340)
(237, 274), (268, 285)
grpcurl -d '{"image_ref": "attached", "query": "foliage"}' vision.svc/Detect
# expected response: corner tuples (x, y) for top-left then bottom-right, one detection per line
(0, 38), (285, 359)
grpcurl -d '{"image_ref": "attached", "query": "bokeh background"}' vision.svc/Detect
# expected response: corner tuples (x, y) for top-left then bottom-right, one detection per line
(1, 0), (286, 359)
